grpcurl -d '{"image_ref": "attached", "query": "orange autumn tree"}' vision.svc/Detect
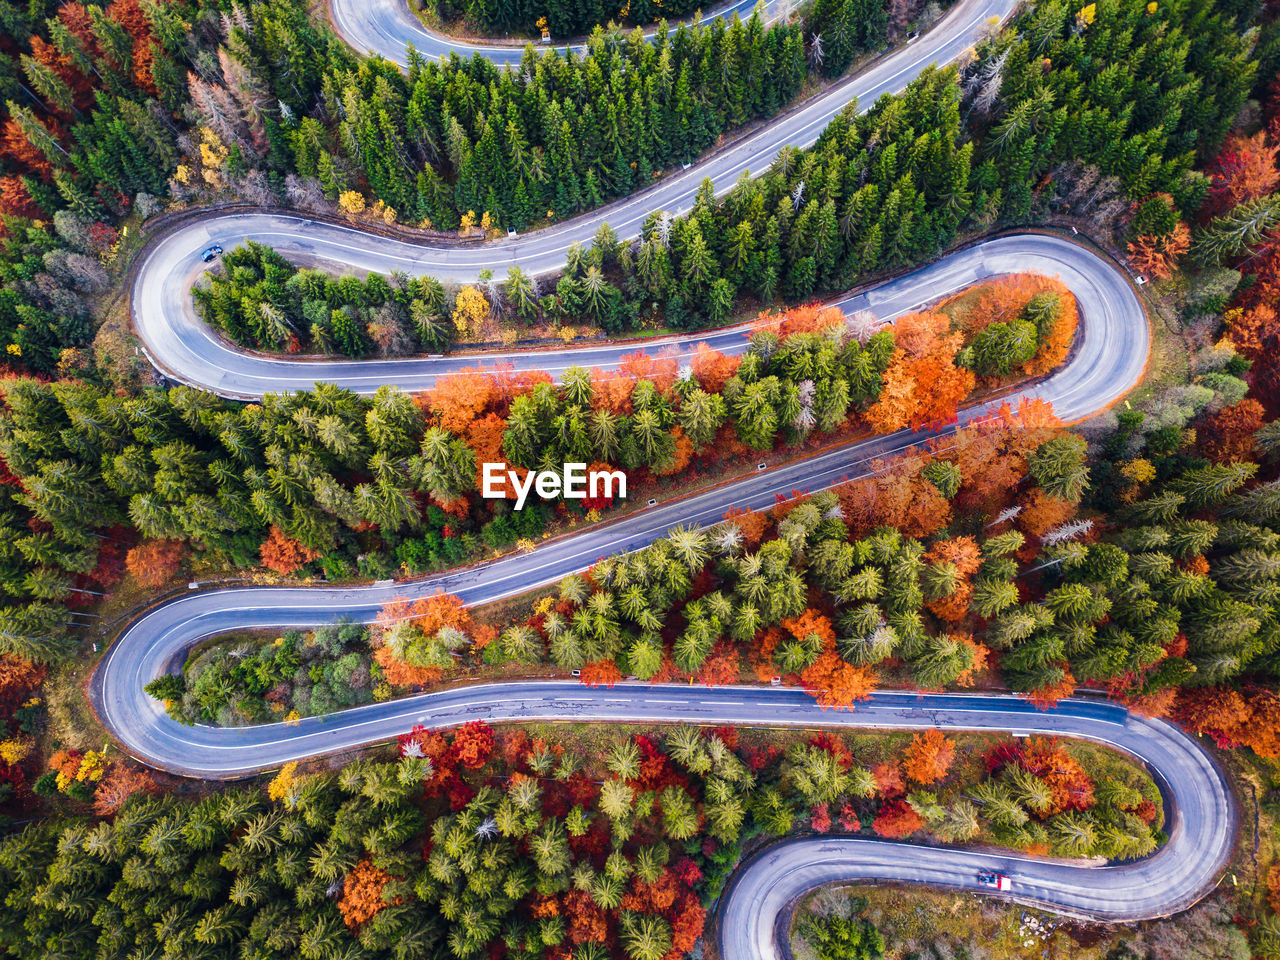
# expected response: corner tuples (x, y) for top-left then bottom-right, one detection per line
(1017, 737), (1094, 814)
(836, 451), (951, 539)
(259, 527), (320, 575)
(902, 728), (955, 784)
(1016, 489), (1079, 539)
(755, 302), (846, 337)
(655, 425), (694, 476)
(784, 610), (877, 709)
(578, 659), (622, 687)
(1023, 669), (1077, 709)
(1174, 686), (1280, 759)
(1199, 398), (1266, 463)
(373, 592), (473, 686)
(940, 274), (1078, 376)
(951, 398), (1061, 513)
(337, 858), (400, 930)
(690, 343), (742, 393)
(617, 349), (678, 394)
(451, 720), (496, 769)
(488, 362), (553, 411)
(0, 655), (47, 716)
(1127, 224), (1192, 280)
(423, 366), (496, 433)
(590, 366), (636, 414)
(0, 176), (42, 219)
(945, 273), (1048, 333)
(722, 505), (770, 547)
(92, 764), (157, 816)
(923, 536), (982, 622)
(863, 311), (974, 433)
(125, 539), (186, 589)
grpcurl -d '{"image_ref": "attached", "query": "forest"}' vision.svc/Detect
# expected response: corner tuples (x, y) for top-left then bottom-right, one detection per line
(148, 383), (1280, 750)
(3, 0), (1280, 957)
(0, 278), (1080, 667)
(0, 0), (1261, 373)
(0, 720), (1161, 960)
(185, 0), (1261, 355)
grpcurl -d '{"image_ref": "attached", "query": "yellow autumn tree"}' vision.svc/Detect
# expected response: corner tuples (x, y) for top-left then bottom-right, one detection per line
(452, 286), (488, 341)
(268, 761), (299, 802)
(338, 190), (366, 215)
(0, 738), (31, 764)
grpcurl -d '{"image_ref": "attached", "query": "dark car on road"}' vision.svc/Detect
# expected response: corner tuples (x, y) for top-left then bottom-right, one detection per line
(200, 245), (223, 263)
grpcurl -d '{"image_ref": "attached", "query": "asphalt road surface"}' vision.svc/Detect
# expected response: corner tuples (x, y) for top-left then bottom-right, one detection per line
(103, 216), (1154, 759)
(136, 230), (1137, 401)
(102, 0), (1229, 945)
(133, 0), (1018, 398)
(100, 222), (1151, 774)
(89, 674), (1235, 934)
(329, 0), (771, 66)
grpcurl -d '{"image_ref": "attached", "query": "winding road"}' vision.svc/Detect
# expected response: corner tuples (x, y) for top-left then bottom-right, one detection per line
(134, 0), (1017, 398)
(102, 228), (1150, 776)
(99, 0), (1240, 950)
(329, 0), (772, 66)
(100, 227), (1180, 951)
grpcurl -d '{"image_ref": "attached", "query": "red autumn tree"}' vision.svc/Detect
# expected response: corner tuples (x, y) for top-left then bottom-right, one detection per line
(92, 764), (158, 815)
(259, 527), (320, 575)
(670, 895), (706, 953)
(451, 720), (495, 769)
(125, 539), (186, 589)
(810, 802), (832, 833)
(1206, 132), (1280, 214)
(1199, 398), (1265, 464)
(563, 889), (610, 945)
(697, 642), (740, 686)
(902, 728), (955, 784)
(872, 798), (925, 838)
